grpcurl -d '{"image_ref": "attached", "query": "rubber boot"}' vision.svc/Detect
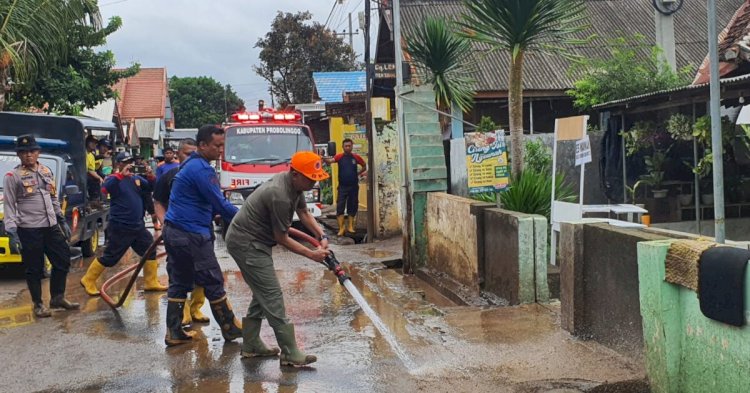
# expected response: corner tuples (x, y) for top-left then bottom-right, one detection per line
(209, 296), (243, 341)
(190, 286), (210, 323)
(273, 323), (317, 367)
(80, 258), (106, 296)
(336, 215), (346, 236)
(165, 299), (196, 346)
(142, 260), (168, 291)
(49, 294), (80, 310)
(241, 317), (280, 358)
(181, 298), (192, 326)
(33, 302), (51, 318)
(347, 215), (356, 233)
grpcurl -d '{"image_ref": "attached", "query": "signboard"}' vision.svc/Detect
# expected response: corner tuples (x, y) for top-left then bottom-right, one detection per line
(465, 131), (510, 194)
(374, 63), (396, 79)
(575, 135), (592, 166)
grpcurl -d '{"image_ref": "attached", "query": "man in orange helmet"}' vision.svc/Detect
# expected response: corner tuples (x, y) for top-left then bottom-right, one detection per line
(225, 151), (330, 367)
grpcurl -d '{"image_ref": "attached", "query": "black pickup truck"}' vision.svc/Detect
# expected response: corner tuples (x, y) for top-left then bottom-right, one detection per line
(0, 112), (114, 269)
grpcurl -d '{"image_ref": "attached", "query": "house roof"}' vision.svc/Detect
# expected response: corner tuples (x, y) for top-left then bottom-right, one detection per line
(693, 0), (750, 84)
(312, 71), (366, 103)
(113, 67), (168, 119)
(395, 0), (743, 94)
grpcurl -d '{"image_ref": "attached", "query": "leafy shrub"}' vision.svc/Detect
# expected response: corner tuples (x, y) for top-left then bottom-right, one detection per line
(498, 170), (576, 221)
(524, 138), (552, 175)
(476, 116), (498, 133)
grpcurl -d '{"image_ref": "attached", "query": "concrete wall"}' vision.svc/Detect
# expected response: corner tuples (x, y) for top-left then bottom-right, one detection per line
(484, 208), (549, 304)
(653, 217), (750, 241)
(560, 222), (669, 358)
(373, 98), (402, 238)
(638, 240), (750, 393)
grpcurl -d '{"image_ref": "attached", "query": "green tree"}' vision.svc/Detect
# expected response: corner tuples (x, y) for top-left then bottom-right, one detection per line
(567, 35), (694, 110)
(6, 16), (139, 114)
(459, 0), (588, 178)
(405, 17), (475, 113)
(0, 0), (101, 111)
(254, 11), (357, 105)
(169, 76), (244, 128)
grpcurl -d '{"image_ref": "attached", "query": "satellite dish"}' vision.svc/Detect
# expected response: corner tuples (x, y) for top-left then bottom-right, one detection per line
(653, 0), (684, 16)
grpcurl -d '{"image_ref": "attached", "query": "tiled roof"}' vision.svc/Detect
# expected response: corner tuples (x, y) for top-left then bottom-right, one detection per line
(693, 0), (750, 84)
(113, 67), (168, 119)
(312, 71), (366, 103)
(397, 0), (743, 93)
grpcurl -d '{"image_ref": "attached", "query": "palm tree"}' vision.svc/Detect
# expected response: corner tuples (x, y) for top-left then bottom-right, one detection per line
(406, 17), (476, 116)
(459, 0), (587, 177)
(0, 0), (101, 111)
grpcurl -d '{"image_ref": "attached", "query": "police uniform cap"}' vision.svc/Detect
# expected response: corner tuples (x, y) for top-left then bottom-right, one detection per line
(15, 134), (41, 152)
(115, 151), (134, 163)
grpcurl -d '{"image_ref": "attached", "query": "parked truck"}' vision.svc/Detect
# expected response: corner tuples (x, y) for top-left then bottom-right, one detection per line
(0, 112), (113, 270)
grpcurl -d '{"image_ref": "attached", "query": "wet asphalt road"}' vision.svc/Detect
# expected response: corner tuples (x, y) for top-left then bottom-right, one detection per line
(0, 233), (647, 393)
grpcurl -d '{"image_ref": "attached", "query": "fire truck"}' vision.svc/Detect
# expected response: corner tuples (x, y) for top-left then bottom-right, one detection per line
(219, 105), (325, 219)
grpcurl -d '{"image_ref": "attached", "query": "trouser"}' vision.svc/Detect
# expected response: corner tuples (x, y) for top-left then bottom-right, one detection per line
(163, 222), (226, 301)
(336, 184), (359, 216)
(225, 226), (288, 328)
(99, 224), (155, 267)
(17, 226), (71, 304)
(87, 174), (101, 201)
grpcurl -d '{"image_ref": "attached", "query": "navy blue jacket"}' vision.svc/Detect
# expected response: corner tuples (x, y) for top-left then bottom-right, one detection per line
(103, 173), (150, 229)
(165, 152), (237, 235)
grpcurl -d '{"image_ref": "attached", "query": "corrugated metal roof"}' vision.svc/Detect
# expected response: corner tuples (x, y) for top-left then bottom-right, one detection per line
(312, 71), (366, 103)
(134, 118), (161, 141)
(399, 0), (743, 93)
(593, 72), (750, 108)
(81, 99), (116, 122)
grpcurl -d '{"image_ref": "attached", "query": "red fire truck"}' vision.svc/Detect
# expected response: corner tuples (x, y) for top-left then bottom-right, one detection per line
(219, 107), (323, 219)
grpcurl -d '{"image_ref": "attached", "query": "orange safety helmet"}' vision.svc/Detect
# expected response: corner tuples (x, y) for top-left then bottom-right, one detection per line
(290, 151), (329, 181)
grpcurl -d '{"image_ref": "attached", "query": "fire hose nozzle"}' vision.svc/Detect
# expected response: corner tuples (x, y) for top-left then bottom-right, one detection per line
(323, 252), (350, 285)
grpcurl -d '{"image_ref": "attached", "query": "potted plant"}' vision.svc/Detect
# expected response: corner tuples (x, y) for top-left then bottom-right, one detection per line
(638, 149), (669, 198)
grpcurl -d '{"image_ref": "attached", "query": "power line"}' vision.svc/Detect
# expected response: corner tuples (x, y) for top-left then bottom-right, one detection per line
(100, 0), (131, 6)
(323, 0), (339, 29)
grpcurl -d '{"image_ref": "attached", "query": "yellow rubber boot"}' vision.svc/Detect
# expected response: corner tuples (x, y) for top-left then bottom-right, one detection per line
(80, 258), (106, 296)
(336, 215), (345, 236)
(347, 215), (356, 233)
(190, 286), (210, 323)
(143, 260), (168, 291)
(182, 298), (192, 326)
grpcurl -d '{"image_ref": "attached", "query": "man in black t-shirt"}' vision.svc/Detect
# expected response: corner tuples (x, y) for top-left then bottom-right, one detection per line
(153, 138), (205, 326)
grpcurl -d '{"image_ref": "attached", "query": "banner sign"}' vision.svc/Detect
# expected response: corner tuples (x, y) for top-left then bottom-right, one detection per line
(465, 131), (509, 194)
(575, 135), (592, 166)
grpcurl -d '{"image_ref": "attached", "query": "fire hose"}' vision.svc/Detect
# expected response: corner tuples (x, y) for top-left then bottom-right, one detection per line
(100, 228), (347, 309)
(100, 234), (166, 308)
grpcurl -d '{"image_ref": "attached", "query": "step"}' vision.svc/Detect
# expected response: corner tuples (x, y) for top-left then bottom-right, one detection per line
(411, 155), (446, 168)
(410, 145), (445, 157)
(412, 166), (447, 181)
(408, 133), (443, 146)
(403, 112), (439, 124)
(405, 122), (441, 135)
(412, 178), (448, 193)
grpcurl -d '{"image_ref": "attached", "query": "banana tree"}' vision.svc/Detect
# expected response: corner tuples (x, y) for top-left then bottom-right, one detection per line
(0, 0), (101, 111)
(459, 0), (588, 177)
(405, 17), (476, 129)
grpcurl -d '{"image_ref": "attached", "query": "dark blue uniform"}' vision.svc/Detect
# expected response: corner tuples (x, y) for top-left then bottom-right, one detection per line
(333, 152), (365, 216)
(163, 152), (238, 301)
(100, 173), (155, 267)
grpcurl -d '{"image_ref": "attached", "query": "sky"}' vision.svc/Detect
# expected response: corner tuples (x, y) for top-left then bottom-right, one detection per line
(99, 0), (376, 107)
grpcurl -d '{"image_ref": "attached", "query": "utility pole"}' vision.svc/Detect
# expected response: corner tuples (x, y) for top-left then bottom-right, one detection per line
(364, 0), (375, 243)
(349, 12), (354, 49)
(392, 0), (413, 273)
(707, 0), (725, 243)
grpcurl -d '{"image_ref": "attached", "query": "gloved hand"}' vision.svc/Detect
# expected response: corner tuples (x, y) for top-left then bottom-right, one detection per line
(6, 229), (22, 254)
(57, 216), (71, 240)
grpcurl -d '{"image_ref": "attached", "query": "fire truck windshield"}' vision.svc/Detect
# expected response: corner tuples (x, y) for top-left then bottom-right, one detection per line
(224, 125), (312, 164)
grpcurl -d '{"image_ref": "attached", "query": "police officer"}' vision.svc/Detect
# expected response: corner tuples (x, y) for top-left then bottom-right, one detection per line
(225, 151), (330, 366)
(323, 138), (367, 236)
(162, 125), (241, 346)
(152, 138), (208, 326)
(3, 135), (80, 318)
(79, 151), (168, 296)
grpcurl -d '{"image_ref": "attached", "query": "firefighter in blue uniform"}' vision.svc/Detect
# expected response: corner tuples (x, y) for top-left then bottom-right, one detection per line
(79, 151), (168, 295)
(162, 124), (241, 346)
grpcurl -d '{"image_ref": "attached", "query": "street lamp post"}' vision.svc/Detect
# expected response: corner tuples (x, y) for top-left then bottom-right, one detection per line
(707, 0), (725, 243)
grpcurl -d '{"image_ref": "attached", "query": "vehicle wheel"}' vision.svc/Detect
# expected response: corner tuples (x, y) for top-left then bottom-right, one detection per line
(81, 227), (99, 258)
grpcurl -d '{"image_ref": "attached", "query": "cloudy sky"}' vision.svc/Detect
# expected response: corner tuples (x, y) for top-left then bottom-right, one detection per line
(100, 0), (376, 106)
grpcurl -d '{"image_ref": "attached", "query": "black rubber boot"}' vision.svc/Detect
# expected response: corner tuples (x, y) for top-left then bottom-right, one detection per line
(49, 295), (80, 310)
(209, 296), (243, 341)
(165, 299), (195, 346)
(33, 302), (51, 318)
